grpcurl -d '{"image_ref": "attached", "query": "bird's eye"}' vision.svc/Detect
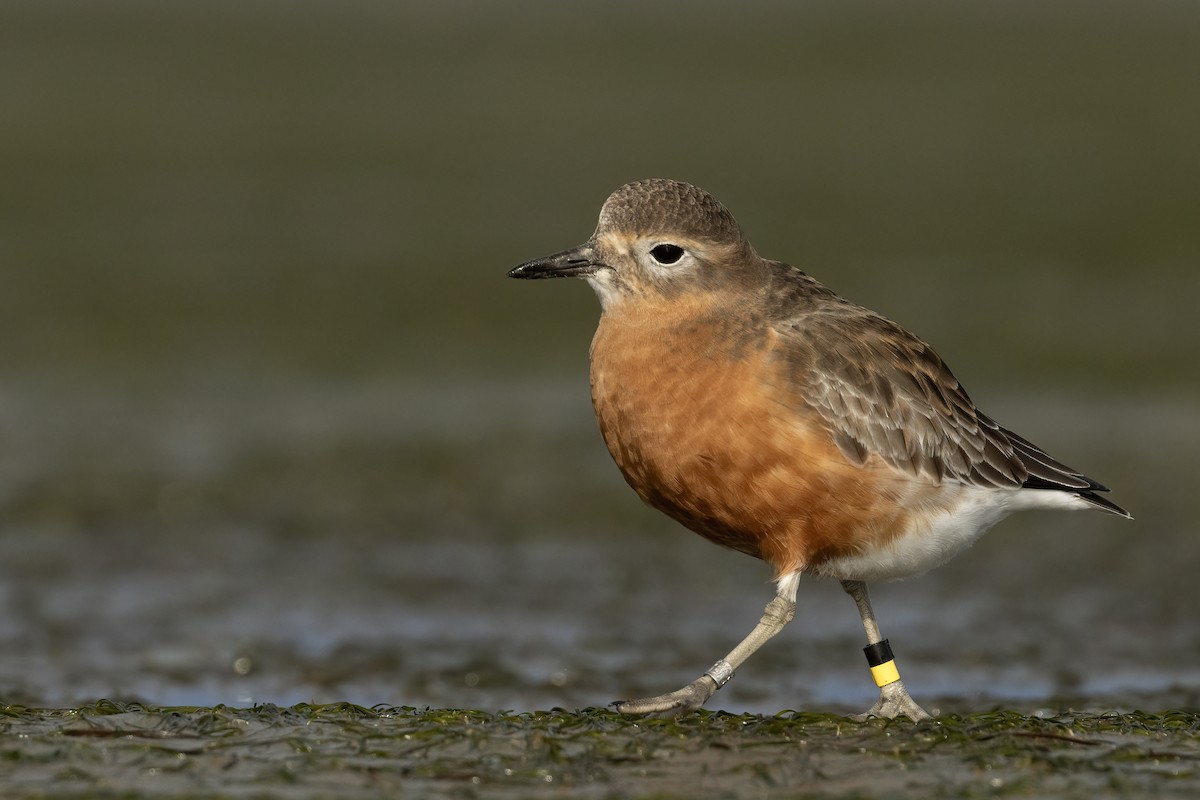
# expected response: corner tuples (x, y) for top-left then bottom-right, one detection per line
(649, 243), (685, 265)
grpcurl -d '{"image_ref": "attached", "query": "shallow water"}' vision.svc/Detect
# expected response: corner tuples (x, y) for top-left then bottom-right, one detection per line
(0, 377), (1192, 716)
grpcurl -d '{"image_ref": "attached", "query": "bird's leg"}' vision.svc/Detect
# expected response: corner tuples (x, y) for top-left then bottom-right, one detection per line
(840, 579), (930, 721)
(614, 572), (800, 717)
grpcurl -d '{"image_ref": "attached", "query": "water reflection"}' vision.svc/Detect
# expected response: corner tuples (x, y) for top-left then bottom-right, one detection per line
(0, 378), (1189, 713)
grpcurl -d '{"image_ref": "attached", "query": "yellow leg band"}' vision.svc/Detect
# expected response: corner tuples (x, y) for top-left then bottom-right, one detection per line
(870, 660), (900, 687)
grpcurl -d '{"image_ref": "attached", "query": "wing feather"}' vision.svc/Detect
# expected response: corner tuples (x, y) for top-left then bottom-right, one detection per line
(775, 303), (1026, 488)
(762, 261), (1128, 515)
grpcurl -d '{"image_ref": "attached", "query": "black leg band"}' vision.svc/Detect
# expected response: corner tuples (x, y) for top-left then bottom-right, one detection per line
(863, 639), (900, 687)
(863, 639), (894, 668)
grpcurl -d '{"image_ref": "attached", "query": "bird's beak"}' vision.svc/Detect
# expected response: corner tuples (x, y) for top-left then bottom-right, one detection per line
(508, 243), (603, 280)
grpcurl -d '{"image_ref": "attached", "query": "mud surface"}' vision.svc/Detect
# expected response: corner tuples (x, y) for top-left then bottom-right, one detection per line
(4, 704), (1200, 799)
(2, 1), (1198, 797)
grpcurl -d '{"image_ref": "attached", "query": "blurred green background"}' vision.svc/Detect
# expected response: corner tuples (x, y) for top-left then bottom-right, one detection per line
(0, 0), (1196, 711)
(4, 0), (1197, 384)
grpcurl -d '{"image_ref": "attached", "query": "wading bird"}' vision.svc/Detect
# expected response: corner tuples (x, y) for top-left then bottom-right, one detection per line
(509, 179), (1129, 720)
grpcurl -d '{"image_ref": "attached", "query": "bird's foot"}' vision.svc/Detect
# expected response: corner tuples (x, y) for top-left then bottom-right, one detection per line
(613, 676), (718, 718)
(851, 680), (931, 722)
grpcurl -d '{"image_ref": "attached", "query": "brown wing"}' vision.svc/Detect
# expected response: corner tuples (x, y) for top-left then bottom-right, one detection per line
(762, 263), (1126, 513)
(775, 304), (1030, 488)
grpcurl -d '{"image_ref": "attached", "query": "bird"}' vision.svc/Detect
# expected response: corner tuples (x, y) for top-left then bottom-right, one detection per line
(507, 178), (1130, 721)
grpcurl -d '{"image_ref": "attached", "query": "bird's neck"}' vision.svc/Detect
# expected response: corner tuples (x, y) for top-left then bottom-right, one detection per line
(588, 290), (775, 420)
(594, 289), (766, 354)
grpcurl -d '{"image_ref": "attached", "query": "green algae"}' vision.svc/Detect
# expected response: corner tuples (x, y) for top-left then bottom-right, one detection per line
(2, 703), (1198, 799)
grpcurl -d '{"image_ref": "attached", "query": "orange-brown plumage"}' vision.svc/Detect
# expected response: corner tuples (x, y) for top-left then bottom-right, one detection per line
(509, 178), (1128, 720)
(590, 291), (913, 578)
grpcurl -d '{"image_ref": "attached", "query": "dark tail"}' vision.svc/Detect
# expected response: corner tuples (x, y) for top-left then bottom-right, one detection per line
(1000, 424), (1133, 519)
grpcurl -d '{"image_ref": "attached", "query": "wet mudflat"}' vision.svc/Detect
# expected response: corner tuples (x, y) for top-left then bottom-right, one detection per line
(0, 378), (1195, 800)
(3, 1), (1200, 797)
(0, 378), (1192, 716)
(3, 703), (1200, 799)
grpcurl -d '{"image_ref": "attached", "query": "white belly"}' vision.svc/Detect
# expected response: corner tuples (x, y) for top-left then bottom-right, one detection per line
(813, 485), (1089, 582)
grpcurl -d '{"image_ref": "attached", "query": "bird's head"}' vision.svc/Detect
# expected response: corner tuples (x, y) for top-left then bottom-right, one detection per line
(509, 179), (765, 310)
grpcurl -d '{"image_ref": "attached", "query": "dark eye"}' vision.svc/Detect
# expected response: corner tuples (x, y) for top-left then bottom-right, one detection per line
(649, 243), (685, 265)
